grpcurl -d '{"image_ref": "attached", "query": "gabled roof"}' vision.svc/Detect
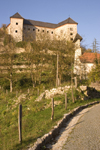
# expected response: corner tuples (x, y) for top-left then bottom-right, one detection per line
(10, 13), (78, 28)
(23, 17), (77, 28)
(80, 52), (100, 63)
(73, 33), (83, 42)
(58, 17), (78, 26)
(23, 19), (57, 28)
(10, 12), (23, 19)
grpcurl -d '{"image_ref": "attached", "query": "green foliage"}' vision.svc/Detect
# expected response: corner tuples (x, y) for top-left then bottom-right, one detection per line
(78, 78), (90, 86)
(15, 74), (32, 89)
(16, 41), (27, 48)
(1, 35), (77, 91)
(3, 34), (14, 46)
(0, 28), (6, 38)
(88, 64), (100, 82)
(0, 87), (99, 150)
(0, 78), (10, 90)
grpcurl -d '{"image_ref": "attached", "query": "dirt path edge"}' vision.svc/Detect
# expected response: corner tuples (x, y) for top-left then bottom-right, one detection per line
(28, 101), (100, 150)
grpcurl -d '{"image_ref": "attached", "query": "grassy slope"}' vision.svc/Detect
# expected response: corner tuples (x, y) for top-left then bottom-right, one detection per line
(0, 88), (99, 150)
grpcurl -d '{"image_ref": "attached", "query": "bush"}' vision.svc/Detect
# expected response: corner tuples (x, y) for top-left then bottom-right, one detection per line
(15, 75), (32, 89)
(16, 41), (27, 48)
(0, 78), (10, 90)
(0, 28), (5, 38)
(3, 34), (14, 46)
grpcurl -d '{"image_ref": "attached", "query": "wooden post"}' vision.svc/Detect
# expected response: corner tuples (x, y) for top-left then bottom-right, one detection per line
(18, 104), (22, 144)
(72, 86), (74, 103)
(65, 93), (67, 110)
(56, 52), (59, 87)
(6, 89), (8, 95)
(37, 88), (39, 96)
(74, 77), (77, 88)
(16, 91), (18, 97)
(43, 86), (45, 91)
(28, 88), (30, 94)
(71, 78), (74, 103)
(51, 98), (54, 120)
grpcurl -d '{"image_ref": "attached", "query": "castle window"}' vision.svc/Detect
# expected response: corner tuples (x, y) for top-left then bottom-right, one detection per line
(51, 31), (53, 34)
(70, 28), (73, 31)
(43, 30), (44, 32)
(47, 31), (49, 33)
(16, 22), (18, 25)
(38, 29), (40, 32)
(33, 29), (35, 31)
(70, 38), (73, 41)
(70, 33), (73, 35)
(15, 30), (18, 33)
(28, 28), (30, 30)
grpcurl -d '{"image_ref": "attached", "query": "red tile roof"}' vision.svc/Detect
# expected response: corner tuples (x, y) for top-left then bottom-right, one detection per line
(80, 52), (100, 63)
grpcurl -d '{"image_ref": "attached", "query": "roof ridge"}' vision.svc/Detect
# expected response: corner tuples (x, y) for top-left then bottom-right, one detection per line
(10, 13), (78, 28)
(10, 12), (24, 19)
(58, 17), (78, 26)
(26, 19), (57, 25)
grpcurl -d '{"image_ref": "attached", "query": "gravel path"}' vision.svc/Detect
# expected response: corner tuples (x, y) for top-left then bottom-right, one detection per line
(62, 103), (100, 150)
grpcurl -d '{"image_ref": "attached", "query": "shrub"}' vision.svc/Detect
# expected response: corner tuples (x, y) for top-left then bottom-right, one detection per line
(16, 41), (27, 48)
(3, 34), (14, 46)
(15, 75), (32, 89)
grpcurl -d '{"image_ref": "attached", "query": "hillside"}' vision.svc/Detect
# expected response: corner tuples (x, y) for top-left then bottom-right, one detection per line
(0, 28), (75, 92)
(0, 82), (100, 150)
(0, 28), (81, 150)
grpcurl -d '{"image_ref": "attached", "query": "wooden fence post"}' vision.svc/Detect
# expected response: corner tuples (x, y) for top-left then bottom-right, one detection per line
(74, 77), (77, 88)
(65, 93), (67, 110)
(51, 98), (54, 120)
(43, 86), (45, 91)
(37, 88), (39, 96)
(28, 88), (30, 94)
(18, 104), (22, 144)
(6, 89), (8, 95)
(16, 91), (18, 97)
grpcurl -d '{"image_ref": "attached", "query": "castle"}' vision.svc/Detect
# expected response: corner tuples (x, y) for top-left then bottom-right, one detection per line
(6, 13), (100, 78)
(7, 12), (85, 76)
(7, 12), (82, 44)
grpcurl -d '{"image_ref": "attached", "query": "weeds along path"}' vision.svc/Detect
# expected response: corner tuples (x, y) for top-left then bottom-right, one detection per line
(46, 103), (100, 150)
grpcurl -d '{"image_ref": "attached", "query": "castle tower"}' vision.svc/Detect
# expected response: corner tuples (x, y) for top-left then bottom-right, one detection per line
(7, 12), (24, 42)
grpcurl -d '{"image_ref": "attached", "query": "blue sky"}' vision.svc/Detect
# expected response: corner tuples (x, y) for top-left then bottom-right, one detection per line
(0, 0), (100, 50)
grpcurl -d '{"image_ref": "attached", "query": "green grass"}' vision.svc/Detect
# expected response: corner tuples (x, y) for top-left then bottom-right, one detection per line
(0, 89), (100, 150)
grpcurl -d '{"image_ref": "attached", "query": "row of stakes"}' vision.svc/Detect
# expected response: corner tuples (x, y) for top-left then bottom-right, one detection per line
(18, 92), (68, 144)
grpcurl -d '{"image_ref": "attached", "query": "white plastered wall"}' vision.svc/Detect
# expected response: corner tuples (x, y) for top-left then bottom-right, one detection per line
(74, 46), (95, 76)
(54, 24), (77, 41)
(35, 26), (55, 41)
(9, 18), (23, 42)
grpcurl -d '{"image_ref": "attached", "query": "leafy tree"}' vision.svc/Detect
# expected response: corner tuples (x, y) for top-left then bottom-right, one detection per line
(88, 64), (100, 83)
(4, 40), (16, 92)
(0, 30), (16, 92)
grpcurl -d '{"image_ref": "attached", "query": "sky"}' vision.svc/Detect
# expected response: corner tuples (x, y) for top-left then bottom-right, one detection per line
(0, 0), (100, 50)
